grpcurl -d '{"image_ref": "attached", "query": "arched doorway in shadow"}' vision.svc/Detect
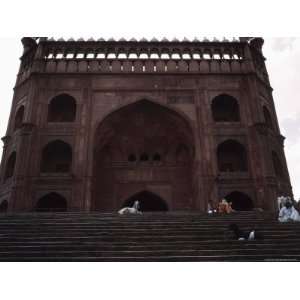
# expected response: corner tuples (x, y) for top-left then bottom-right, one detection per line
(225, 191), (254, 211)
(122, 191), (168, 212)
(0, 200), (8, 213)
(35, 193), (67, 212)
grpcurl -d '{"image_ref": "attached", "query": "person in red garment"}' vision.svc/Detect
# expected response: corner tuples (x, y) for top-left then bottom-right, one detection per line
(218, 199), (234, 214)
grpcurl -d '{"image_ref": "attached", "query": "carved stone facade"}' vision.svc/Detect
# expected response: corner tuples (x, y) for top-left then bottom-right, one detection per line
(0, 37), (293, 212)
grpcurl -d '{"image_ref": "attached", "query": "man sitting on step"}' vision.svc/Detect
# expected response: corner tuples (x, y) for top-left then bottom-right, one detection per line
(278, 201), (300, 222)
(228, 223), (261, 241)
(118, 200), (142, 215)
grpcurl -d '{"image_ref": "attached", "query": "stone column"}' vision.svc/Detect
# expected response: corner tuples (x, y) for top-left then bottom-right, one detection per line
(11, 123), (36, 211)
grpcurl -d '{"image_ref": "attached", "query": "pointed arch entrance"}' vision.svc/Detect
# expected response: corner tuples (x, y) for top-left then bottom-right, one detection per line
(122, 191), (168, 211)
(92, 99), (195, 211)
(35, 193), (67, 212)
(225, 191), (254, 211)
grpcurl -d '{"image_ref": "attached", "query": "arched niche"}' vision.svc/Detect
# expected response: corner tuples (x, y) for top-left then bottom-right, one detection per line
(4, 152), (16, 181)
(217, 140), (248, 172)
(40, 140), (72, 173)
(47, 94), (76, 122)
(14, 105), (25, 131)
(211, 94), (240, 122)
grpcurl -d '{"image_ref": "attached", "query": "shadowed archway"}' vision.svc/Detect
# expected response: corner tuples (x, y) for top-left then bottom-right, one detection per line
(35, 193), (67, 212)
(122, 191), (168, 211)
(40, 140), (72, 173)
(217, 140), (248, 172)
(225, 191), (254, 211)
(211, 94), (240, 122)
(47, 94), (76, 122)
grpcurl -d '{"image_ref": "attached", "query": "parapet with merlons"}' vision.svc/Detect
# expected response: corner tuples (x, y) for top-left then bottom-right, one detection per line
(17, 37), (268, 85)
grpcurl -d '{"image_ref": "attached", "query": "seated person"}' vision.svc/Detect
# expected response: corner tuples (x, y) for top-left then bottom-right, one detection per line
(207, 201), (217, 214)
(228, 223), (261, 241)
(278, 201), (300, 222)
(218, 199), (234, 214)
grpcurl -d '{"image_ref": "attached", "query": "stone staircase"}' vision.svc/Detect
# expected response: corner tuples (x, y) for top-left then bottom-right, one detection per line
(0, 211), (299, 261)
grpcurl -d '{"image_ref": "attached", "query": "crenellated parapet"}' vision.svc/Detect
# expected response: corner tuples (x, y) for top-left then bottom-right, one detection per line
(16, 37), (268, 85)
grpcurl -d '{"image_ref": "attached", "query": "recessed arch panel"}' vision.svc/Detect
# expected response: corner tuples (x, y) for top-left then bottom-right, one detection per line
(211, 94), (240, 122)
(92, 99), (195, 211)
(217, 140), (248, 172)
(14, 105), (25, 131)
(40, 140), (72, 173)
(263, 106), (274, 130)
(4, 152), (16, 181)
(47, 93), (76, 122)
(272, 151), (285, 179)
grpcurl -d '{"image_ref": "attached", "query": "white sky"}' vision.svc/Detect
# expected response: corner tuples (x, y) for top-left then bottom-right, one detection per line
(0, 38), (299, 198)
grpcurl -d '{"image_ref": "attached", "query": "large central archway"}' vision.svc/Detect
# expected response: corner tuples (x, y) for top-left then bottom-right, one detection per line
(92, 99), (195, 211)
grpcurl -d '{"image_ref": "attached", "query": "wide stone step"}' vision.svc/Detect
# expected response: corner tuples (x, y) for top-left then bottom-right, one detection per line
(0, 211), (298, 261)
(0, 246), (300, 257)
(1, 235), (299, 245)
(1, 253), (299, 262)
(1, 226), (298, 234)
(1, 241), (300, 252)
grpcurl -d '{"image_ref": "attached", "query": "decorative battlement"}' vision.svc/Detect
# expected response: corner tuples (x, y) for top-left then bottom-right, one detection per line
(39, 36), (250, 60)
(17, 37), (268, 85)
(43, 37), (242, 42)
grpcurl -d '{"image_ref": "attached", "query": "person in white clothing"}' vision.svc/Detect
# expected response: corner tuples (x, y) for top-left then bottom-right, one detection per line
(278, 201), (300, 222)
(118, 200), (142, 215)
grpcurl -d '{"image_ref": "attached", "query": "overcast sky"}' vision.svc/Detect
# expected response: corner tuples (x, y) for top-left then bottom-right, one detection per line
(0, 38), (299, 198)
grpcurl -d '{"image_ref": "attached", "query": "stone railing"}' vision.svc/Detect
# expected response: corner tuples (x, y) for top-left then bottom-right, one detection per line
(40, 37), (246, 61)
(36, 58), (249, 74)
(16, 37), (261, 83)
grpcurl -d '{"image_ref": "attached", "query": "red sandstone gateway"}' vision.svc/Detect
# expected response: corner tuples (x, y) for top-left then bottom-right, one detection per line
(0, 37), (292, 213)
